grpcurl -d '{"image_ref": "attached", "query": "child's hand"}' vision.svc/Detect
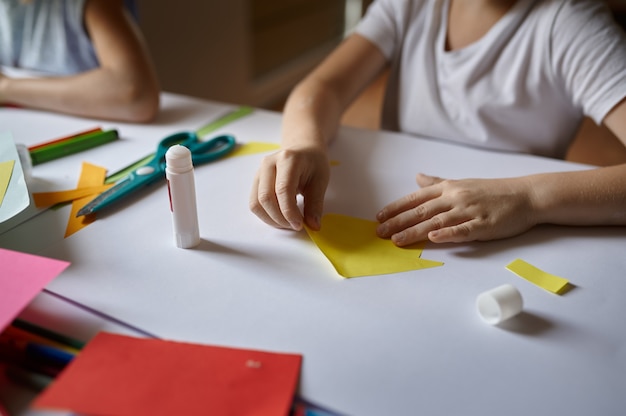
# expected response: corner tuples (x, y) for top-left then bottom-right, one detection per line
(376, 173), (538, 244)
(250, 145), (330, 231)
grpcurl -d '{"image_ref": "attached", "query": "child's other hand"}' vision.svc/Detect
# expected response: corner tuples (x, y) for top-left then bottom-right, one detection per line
(250, 145), (329, 232)
(376, 173), (538, 244)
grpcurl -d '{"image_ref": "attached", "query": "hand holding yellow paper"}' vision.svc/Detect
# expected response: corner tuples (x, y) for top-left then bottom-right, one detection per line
(305, 213), (443, 278)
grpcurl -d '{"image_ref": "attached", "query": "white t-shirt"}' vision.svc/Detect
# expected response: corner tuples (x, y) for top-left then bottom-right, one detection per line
(0, 0), (98, 76)
(356, 0), (626, 158)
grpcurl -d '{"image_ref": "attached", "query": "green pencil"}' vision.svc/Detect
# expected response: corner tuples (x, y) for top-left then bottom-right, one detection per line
(11, 319), (86, 350)
(29, 129), (119, 165)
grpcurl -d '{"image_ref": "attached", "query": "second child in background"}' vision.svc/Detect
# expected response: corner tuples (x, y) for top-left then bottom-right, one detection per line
(0, 0), (160, 122)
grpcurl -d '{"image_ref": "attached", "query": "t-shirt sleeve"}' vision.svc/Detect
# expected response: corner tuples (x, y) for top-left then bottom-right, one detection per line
(550, 0), (626, 124)
(354, 0), (404, 60)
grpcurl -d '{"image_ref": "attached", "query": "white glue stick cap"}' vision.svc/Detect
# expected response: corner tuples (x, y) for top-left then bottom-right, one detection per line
(476, 284), (523, 325)
(165, 144), (192, 173)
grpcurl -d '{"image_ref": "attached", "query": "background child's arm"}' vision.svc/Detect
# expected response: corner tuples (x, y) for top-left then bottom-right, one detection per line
(0, 0), (160, 122)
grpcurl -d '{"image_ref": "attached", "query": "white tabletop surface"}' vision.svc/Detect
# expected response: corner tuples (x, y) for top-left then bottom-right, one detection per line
(1, 93), (625, 416)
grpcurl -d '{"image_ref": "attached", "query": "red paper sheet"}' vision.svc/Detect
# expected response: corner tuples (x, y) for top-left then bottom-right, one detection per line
(34, 332), (302, 416)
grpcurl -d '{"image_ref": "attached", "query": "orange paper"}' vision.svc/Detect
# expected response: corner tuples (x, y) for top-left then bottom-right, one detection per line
(65, 162), (108, 238)
(34, 332), (302, 416)
(33, 185), (112, 208)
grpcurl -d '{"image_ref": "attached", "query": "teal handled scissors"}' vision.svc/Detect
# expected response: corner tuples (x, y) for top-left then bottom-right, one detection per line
(77, 132), (236, 216)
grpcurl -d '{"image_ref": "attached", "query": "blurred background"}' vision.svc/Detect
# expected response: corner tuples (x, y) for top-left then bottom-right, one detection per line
(135, 0), (373, 110)
(135, 0), (626, 166)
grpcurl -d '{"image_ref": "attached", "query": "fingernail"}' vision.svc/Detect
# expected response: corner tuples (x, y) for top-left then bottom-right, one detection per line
(290, 220), (302, 230)
(377, 224), (387, 236)
(391, 232), (405, 245)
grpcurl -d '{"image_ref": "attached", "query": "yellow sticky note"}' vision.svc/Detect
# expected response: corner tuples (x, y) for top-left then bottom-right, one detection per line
(506, 258), (570, 294)
(33, 185), (112, 208)
(65, 162), (109, 238)
(305, 213), (443, 278)
(0, 160), (15, 207)
(225, 142), (280, 158)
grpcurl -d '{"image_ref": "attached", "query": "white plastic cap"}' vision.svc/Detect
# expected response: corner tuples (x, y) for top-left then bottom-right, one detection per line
(476, 284), (523, 325)
(165, 144), (193, 173)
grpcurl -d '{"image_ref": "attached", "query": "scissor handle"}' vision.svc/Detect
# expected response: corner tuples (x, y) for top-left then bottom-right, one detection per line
(186, 134), (236, 165)
(155, 132), (197, 161)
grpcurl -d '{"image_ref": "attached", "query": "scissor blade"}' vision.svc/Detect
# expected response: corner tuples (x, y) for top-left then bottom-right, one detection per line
(76, 178), (134, 217)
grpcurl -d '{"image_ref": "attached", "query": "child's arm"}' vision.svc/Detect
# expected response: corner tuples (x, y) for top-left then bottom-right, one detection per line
(376, 100), (626, 245)
(250, 34), (387, 230)
(0, 0), (160, 122)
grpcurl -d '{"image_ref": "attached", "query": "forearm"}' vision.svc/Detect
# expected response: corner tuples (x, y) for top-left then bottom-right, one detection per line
(0, 69), (159, 122)
(281, 34), (387, 151)
(281, 78), (345, 151)
(529, 164), (626, 225)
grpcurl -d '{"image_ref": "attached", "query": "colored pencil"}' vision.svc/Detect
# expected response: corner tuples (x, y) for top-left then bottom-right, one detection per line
(3, 326), (80, 354)
(29, 129), (118, 165)
(11, 319), (86, 350)
(27, 127), (102, 151)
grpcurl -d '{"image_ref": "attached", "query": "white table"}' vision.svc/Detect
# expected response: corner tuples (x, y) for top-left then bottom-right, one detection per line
(2, 93), (625, 416)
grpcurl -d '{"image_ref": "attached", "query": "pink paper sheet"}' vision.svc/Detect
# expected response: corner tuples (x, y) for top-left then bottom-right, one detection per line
(0, 248), (70, 332)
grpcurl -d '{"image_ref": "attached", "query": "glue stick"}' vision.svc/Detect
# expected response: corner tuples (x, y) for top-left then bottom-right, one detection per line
(165, 144), (200, 248)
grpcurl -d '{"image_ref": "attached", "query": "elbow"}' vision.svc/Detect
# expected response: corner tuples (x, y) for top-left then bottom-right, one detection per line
(112, 75), (160, 123)
(122, 82), (161, 123)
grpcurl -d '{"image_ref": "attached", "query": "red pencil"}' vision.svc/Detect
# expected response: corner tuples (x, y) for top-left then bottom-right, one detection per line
(28, 127), (102, 152)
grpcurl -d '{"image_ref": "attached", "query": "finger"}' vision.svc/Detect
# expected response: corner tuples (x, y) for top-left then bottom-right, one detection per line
(376, 185), (442, 223)
(302, 174), (329, 231)
(416, 173), (445, 187)
(388, 209), (474, 246)
(377, 196), (451, 238)
(427, 220), (478, 243)
(274, 159), (305, 230)
(250, 174), (286, 229)
(253, 161), (293, 229)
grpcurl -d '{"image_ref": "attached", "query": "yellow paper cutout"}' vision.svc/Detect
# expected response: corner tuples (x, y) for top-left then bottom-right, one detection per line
(0, 160), (15, 207)
(33, 185), (112, 208)
(226, 142), (280, 158)
(506, 258), (570, 295)
(65, 162), (108, 238)
(305, 213), (443, 278)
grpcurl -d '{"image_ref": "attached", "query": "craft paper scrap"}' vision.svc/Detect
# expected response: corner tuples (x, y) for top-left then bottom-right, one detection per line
(506, 258), (570, 294)
(0, 160), (15, 207)
(65, 162), (108, 238)
(0, 131), (30, 223)
(34, 332), (303, 416)
(305, 213), (443, 278)
(226, 141), (280, 158)
(0, 248), (70, 332)
(33, 184), (112, 208)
